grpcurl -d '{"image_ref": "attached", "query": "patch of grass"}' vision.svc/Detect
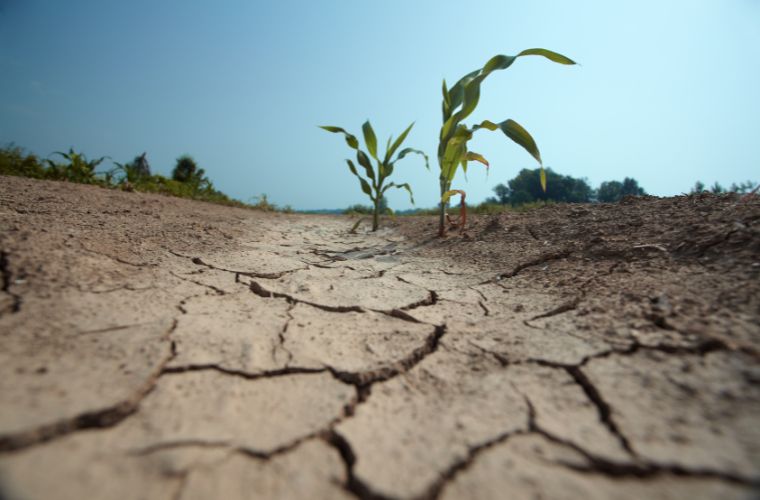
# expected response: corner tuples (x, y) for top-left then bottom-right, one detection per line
(0, 143), (276, 211)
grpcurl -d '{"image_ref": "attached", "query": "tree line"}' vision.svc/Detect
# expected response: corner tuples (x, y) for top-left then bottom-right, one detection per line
(485, 168), (646, 205)
(485, 168), (758, 206)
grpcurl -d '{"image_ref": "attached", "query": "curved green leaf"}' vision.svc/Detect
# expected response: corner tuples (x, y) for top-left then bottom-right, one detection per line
(362, 120), (378, 160)
(440, 114), (457, 143)
(441, 189), (464, 204)
(499, 119), (542, 165)
(383, 182), (415, 205)
(472, 120), (499, 131)
(466, 151), (489, 167)
(540, 167), (547, 192)
(385, 122), (415, 164)
(482, 54), (518, 73)
(346, 159), (374, 200)
(320, 125), (359, 149)
(448, 68), (480, 111)
(356, 150), (376, 186)
(517, 48), (577, 65)
(384, 162), (394, 179)
(442, 79), (451, 120)
(451, 72), (487, 125)
(395, 147), (429, 170)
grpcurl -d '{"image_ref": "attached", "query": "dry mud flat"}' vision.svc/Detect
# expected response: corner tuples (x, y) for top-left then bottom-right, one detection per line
(0, 175), (759, 500)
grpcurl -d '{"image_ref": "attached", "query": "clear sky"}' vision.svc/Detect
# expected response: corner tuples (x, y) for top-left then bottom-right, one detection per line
(1, 0), (759, 210)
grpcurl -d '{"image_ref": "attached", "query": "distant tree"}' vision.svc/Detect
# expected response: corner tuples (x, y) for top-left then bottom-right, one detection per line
(490, 168), (593, 206)
(597, 177), (646, 202)
(171, 155), (214, 195)
(710, 181), (725, 194)
(621, 177), (646, 196)
(172, 155), (204, 183)
(596, 180), (623, 203)
(492, 183), (511, 205)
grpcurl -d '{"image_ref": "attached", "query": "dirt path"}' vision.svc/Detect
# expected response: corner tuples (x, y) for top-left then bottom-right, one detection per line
(0, 176), (758, 499)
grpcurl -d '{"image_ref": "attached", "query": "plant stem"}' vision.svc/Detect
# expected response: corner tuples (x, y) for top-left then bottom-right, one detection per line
(438, 178), (449, 237)
(372, 199), (380, 231)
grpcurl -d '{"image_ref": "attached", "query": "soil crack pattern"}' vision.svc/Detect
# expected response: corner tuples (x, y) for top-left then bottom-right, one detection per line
(1, 177), (758, 499)
(0, 318), (179, 453)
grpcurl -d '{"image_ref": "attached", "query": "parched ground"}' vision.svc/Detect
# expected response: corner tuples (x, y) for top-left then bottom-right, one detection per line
(0, 175), (758, 500)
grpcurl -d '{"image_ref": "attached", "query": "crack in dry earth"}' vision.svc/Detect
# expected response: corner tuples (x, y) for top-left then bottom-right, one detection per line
(0, 318), (180, 453)
(1, 178), (758, 499)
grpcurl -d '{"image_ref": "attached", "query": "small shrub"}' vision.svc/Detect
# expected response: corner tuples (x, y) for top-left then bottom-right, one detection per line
(0, 144), (46, 179)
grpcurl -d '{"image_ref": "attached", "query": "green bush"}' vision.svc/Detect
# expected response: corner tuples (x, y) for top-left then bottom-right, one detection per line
(0, 144), (46, 179)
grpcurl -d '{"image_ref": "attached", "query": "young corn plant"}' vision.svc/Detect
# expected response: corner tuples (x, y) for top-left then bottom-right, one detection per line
(438, 48), (576, 236)
(45, 148), (109, 184)
(321, 121), (428, 231)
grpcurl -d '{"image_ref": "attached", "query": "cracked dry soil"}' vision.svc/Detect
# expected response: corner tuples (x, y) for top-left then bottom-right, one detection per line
(0, 175), (759, 500)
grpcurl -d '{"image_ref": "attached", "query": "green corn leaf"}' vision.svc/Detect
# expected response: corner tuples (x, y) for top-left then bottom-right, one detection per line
(499, 119), (542, 165)
(440, 115), (457, 142)
(346, 159), (374, 200)
(346, 158), (359, 177)
(448, 68), (480, 111)
(383, 182), (415, 205)
(482, 54), (518, 73)
(385, 122), (415, 164)
(472, 120), (499, 131)
(517, 48), (577, 65)
(441, 189), (463, 204)
(540, 167), (547, 192)
(441, 142), (466, 182)
(356, 150), (376, 185)
(442, 79), (451, 119)
(384, 162), (394, 179)
(452, 73), (487, 124)
(395, 147), (430, 170)
(320, 125), (359, 149)
(466, 151), (489, 167)
(362, 121), (378, 160)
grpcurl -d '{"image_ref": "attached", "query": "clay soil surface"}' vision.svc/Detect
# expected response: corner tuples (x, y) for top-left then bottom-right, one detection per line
(1, 175), (759, 500)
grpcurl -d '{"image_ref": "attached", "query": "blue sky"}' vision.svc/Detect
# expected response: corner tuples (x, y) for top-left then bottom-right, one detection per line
(1, 0), (758, 210)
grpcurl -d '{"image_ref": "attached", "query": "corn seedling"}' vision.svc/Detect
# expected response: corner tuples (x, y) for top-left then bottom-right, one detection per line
(438, 49), (576, 236)
(45, 148), (109, 184)
(321, 121), (428, 231)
